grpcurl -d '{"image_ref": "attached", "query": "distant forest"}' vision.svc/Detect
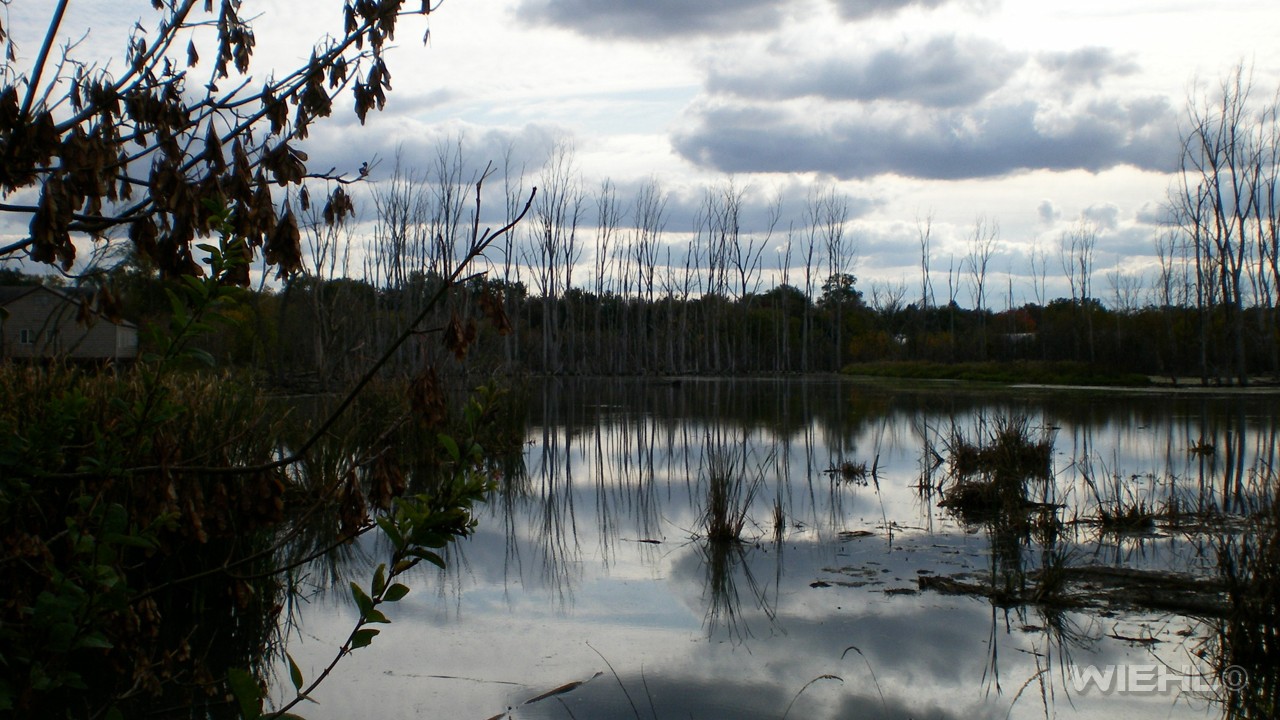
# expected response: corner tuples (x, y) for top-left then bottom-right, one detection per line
(4, 220), (1273, 387)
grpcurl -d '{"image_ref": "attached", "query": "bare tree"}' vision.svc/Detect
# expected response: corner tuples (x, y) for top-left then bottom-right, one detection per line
(500, 142), (530, 369)
(526, 141), (584, 373)
(1106, 266), (1143, 315)
(632, 177), (666, 370)
(1029, 236), (1048, 307)
(808, 184), (852, 369)
(871, 280), (908, 320)
(1060, 220), (1097, 362)
(917, 212), (935, 311)
(1173, 64), (1280, 384)
(775, 218), (797, 372)
(965, 216), (998, 359)
(592, 178), (623, 372)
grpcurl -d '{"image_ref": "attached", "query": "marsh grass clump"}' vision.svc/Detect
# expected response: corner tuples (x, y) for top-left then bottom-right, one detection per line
(944, 415), (1053, 481)
(826, 459), (871, 485)
(939, 415), (1056, 519)
(700, 438), (769, 543)
(1213, 494), (1280, 718)
(1081, 471), (1164, 534)
(1097, 501), (1157, 532)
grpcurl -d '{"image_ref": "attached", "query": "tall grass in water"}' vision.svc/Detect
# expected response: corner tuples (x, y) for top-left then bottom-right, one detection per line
(939, 414), (1056, 519)
(946, 414), (1054, 483)
(1210, 476), (1279, 719)
(700, 435), (771, 543)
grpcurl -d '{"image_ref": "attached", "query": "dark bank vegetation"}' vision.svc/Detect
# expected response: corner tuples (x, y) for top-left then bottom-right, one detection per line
(0, 207), (530, 717)
(0, 1), (542, 715)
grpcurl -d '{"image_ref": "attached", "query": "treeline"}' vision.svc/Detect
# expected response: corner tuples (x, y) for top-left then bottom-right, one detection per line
(56, 258), (1273, 385)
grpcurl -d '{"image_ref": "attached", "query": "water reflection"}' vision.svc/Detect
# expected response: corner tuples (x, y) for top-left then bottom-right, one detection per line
(276, 377), (1279, 720)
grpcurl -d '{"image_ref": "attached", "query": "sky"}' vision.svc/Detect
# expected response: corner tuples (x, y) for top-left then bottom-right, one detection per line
(7, 0), (1280, 305)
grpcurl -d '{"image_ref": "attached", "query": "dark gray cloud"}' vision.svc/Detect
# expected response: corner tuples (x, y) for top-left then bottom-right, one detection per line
(1082, 202), (1121, 230)
(672, 95), (1179, 180)
(1135, 201), (1176, 226)
(830, 0), (957, 21)
(1038, 199), (1061, 225)
(709, 36), (1023, 108)
(514, 0), (786, 40)
(1038, 47), (1140, 89)
(1097, 224), (1158, 260)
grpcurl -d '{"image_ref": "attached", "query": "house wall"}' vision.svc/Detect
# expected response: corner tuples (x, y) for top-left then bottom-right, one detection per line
(0, 287), (138, 360)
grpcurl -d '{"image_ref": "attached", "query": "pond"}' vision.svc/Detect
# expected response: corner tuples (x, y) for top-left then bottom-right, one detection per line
(272, 377), (1279, 719)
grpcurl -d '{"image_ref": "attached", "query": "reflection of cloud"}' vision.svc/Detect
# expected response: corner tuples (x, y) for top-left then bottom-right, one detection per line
(514, 671), (998, 720)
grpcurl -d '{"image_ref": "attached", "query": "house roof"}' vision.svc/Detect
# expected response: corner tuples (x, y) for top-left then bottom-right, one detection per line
(0, 285), (137, 328)
(0, 285), (40, 305)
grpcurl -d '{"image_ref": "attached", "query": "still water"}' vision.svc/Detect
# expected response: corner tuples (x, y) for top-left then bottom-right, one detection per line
(274, 377), (1278, 719)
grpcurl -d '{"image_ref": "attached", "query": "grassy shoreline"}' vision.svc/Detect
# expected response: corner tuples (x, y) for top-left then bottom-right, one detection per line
(842, 360), (1153, 387)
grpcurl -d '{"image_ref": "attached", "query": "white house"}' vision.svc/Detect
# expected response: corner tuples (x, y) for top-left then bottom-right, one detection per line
(0, 285), (138, 361)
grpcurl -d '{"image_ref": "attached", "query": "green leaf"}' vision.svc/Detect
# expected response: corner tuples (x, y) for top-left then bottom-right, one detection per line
(181, 274), (206, 295)
(349, 581), (374, 617)
(188, 348), (217, 367)
(365, 607), (390, 624)
(376, 516), (405, 550)
(409, 548), (447, 569)
(372, 563), (387, 597)
(74, 631), (113, 650)
(286, 652), (304, 692)
(350, 628), (380, 650)
(438, 433), (460, 462)
(103, 532), (159, 550)
(383, 583), (410, 602)
(164, 287), (185, 317)
(226, 667), (263, 720)
(102, 503), (128, 535)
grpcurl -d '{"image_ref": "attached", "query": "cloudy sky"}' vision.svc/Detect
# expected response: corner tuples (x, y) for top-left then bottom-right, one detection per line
(10, 0), (1280, 303)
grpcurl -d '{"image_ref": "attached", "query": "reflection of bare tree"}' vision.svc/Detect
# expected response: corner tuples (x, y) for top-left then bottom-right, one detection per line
(525, 384), (582, 608)
(698, 541), (778, 644)
(1207, 502), (1280, 719)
